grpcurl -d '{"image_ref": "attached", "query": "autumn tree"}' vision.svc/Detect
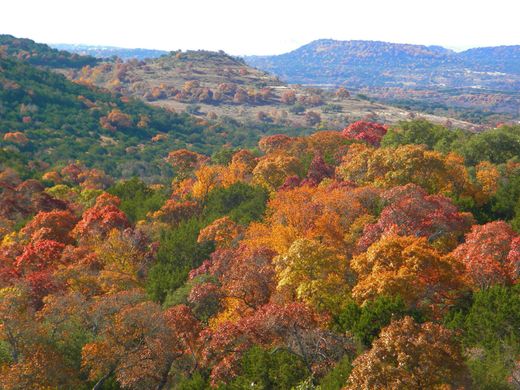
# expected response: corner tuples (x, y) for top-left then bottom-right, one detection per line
(82, 300), (179, 389)
(342, 120), (387, 146)
(351, 234), (466, 313)
(94, 228), (155, 292)
(251, 183), (380, 255)
(306, 130), (352, 164)
(71, 193), (130, 240)
(220, 149), (257, 186)
(192, 164), (225, 200)
(336, 144), (476, 200)
(357, 184), (474, 253)
(346, 317), (469, 389)
(274, 238), (348, 313)
(99, 108), (133, 131)
(201, 244), (276, 310)
(21, 210), (78, 244)
(197, 216), (243, 249)
(253, 155), (303, 191)
(451, 221), (520, 289)
(166, 149), (209, 180)
(258, 134), (296, 154)
(200, 303), (353, 386)
(305, 153), (334, 184)
(153, 200), (200, 226)
(3, 131), (29, 146)
(15, 239), (66, 275)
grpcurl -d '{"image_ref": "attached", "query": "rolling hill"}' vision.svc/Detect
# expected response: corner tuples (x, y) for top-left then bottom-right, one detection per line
(245, 40), (520, 124)
(0, 52), (311, 180)
(52, 45), (476, 131)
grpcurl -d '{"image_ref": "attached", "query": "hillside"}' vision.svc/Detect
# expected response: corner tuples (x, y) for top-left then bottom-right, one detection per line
(0, 54), (307, 180)
(245, 39), (520, 89)
(57, 48), (476, 130)
(460, 46), (520, 74)
(0, 34), (99, 68)
(245, 40), (520, 124)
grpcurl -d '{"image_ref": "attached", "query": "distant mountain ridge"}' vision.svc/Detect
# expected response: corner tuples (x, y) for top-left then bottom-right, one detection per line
(244, 39), (520, 89)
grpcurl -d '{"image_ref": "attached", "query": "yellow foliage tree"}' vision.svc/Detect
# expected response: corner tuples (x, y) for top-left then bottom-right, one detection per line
(274, 238), (348, 313)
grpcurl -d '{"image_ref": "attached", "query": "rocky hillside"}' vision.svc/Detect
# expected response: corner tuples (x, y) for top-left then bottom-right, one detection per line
(58, 48), (477, 130)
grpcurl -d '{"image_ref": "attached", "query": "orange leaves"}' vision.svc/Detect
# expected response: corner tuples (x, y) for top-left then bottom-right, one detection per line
(475, 161), (501, 202)
(2, 131), (29, 145)
(71, 193), (129, 240)
(21, 210), (78, 244)
(192, 164), (225, 200)
(153, 199), (200, 226)
(197, 216), (243, 249)
(351, 234), (466, 313)
(258, 134), (296, 154)
(346, 317), (469, 389)
(256, 183), (380, 254)
(220, 149), (257, 186)
(99, 108), (133, 131)
(82, 300), (175, 389)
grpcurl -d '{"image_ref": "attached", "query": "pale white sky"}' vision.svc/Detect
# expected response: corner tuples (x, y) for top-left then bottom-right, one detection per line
(2, 0), (519, 55)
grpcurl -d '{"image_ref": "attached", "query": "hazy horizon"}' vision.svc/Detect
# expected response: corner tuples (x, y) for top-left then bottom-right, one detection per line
(47, 39), (517, 57)
(3, 0), (520, 55)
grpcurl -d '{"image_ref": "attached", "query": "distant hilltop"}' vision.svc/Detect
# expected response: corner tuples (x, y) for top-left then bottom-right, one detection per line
(244, 39), (520, 90)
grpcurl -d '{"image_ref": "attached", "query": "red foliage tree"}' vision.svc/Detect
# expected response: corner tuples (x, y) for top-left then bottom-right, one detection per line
(342, 120), (387, 146)
(305, 154), (334, 185)
(200, 303), (352, 385)
(358, 184), (474, 253)
(451, 221), (520, 289)
(72, 193), (129, 240)
(21, 210), (78, 244)
(15, 240), (66, 274)
(258, 134), (295, 154)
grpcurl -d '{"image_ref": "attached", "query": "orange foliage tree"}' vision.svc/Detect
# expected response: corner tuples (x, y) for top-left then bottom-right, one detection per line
(346, 317), (469, 389)
(351, 234), (466, 313)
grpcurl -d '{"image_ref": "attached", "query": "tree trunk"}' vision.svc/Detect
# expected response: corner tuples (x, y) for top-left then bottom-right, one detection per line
(92, 369), (114, 390)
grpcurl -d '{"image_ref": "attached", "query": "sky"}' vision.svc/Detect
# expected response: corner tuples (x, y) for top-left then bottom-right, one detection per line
(2, 0), (520, 55)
